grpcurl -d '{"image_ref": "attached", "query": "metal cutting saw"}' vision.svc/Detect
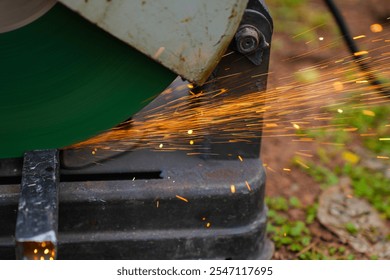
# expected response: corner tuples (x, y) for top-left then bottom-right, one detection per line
(0, 0), (273, 259)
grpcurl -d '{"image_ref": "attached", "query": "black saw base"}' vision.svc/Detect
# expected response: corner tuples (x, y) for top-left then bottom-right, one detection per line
(0, 148), (271, 259)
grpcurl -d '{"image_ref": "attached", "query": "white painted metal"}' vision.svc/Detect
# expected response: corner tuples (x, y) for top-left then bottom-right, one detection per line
(59, 0), (248, 84)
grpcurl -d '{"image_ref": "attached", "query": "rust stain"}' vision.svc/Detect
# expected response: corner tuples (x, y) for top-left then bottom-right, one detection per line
(181, 17), (192, 23)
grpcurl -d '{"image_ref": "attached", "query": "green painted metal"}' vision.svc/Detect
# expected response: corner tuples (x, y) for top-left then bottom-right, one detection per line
(0, 4), (175, 158)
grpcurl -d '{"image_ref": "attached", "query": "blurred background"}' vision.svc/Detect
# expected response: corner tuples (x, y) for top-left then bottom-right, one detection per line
(262, 0), (389, 259)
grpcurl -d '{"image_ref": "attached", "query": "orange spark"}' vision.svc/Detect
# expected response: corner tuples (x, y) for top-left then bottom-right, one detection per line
(370, 24), (383, 33)
(176, 195), (188, 203)
(245, 181), (252, 191)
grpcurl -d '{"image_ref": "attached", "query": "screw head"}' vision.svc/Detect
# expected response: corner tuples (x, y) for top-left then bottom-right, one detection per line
(235, 26), (260, 54)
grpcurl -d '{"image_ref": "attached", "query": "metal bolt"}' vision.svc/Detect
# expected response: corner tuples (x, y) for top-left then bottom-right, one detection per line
(235, 26), (260, 54)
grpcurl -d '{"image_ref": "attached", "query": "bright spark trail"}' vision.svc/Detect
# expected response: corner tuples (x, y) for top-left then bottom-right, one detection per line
(69, 23), (390, 159)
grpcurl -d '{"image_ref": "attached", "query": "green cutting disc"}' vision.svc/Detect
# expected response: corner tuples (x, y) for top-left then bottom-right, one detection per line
(0, 3), (176, 159)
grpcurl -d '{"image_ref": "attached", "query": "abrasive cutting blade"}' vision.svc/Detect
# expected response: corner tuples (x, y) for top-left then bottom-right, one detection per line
(0, 3), (176, 159)
(0, 0), (57, 33)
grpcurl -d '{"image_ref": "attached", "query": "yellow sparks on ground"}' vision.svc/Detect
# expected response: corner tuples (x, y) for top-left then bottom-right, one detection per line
(295, 151), (313, 158)
(206, 222), (211, 228)
(67, 28), (389, 169)
(238, 155), (243, 162)
(342, 151), (360, 164)
(283, 168), (291, 172)
(362, 110), (375, 117)
(267, 166), (277, 173)
(353, 35), (366, 40)
(333, 81), (344, 91)
(343, 127), (358, 132)
(370, 23), (383, 33)
(377, 156), (389, 159)
(176, 195), (188, 202)
(245, 181), (252, 191)
(354, 51), (368, 56)
(321, 142), (345, 146)
(293, 123), (300, 129)
(230, 185), (236, 194)
(293, 138), (314, 142)
(292, 23), (325, 39)
(319, 37), (324, 41)
(187, 84), (194, 89)
(295, 159), (310, 169)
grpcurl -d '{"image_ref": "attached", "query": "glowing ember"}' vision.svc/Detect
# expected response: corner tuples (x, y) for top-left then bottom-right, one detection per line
(354, 51), (368, 56)
(353, 35), (366, 40)
(333, 81), (344, 91)
(293, 123), (301, 130)
(377, 156), (389, 159)
(176, 195), (189, 202)
(362, 110), (375, 117)
(66, 21), (389, 175)
(370, 23), (383, 33)
(230, 185), (236, 193)
(295, 159), (310, 169)
(245, 181), (252, 191)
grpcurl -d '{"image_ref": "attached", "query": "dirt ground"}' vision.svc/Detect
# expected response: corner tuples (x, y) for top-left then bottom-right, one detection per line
(261, 0), (389, 259)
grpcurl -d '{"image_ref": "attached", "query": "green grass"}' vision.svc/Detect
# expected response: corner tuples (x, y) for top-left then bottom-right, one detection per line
(345, 222), (358, 235)
(344, 164), (390, 219)
(266, 198), (312, 256)
(298, 103), (390, 219)
(267, 0), (337, 44)
(331, 105), (390, 156)
(267, 102), (389, 259)
(266, 196), (353, 259)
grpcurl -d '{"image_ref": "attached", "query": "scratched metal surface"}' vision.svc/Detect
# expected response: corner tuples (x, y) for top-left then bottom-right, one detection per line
(60, 0), (249, 84)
